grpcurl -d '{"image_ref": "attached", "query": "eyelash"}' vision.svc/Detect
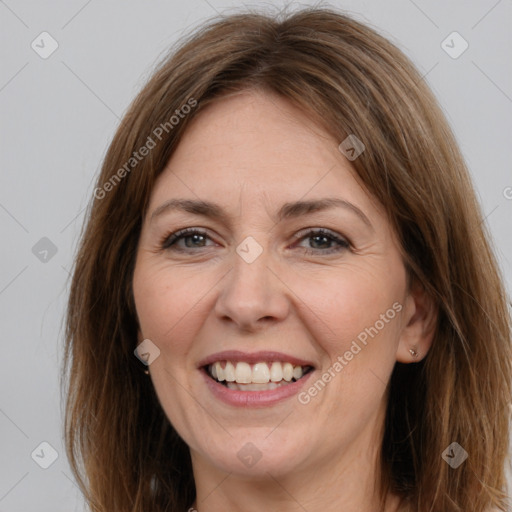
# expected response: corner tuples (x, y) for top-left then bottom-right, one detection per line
(159, 227), (350, 255)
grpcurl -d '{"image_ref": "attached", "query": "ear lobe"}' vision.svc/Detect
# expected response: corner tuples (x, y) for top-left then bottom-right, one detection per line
(396, 278), (438, 363)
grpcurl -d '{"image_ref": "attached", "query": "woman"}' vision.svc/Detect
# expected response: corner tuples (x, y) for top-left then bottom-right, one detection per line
(63, 6), (511, 512)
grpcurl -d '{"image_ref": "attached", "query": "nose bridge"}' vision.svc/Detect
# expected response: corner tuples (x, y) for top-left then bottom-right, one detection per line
(214, 235), (289, 328)
(233, 238), (269, 293)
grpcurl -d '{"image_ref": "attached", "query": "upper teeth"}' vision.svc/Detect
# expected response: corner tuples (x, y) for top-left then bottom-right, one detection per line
(209, 361), (307, 384)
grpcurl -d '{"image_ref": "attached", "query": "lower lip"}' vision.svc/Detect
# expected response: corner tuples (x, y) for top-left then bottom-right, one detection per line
(201, 368), (315, 407)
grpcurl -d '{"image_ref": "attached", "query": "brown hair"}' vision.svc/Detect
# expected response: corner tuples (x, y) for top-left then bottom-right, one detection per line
(63, 6), (512, 511)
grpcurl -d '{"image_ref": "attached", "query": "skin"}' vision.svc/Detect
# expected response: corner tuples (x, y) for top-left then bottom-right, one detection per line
(132, 89), (436, 512)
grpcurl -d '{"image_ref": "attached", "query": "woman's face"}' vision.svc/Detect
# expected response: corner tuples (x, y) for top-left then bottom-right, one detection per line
(133, 89), (420, 480)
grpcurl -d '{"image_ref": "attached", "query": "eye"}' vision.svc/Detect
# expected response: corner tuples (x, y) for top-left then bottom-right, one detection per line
(292, 228), (350, 255)
(160, 228), (217, 251)
(159, 227), (350, 255)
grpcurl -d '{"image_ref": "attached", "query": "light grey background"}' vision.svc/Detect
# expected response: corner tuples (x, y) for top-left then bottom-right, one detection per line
(1, 0), (511, 510)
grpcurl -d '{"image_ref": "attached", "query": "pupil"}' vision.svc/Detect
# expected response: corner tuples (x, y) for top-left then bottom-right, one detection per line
(186, 234), (205, 247)
(312, 235), (330, 249)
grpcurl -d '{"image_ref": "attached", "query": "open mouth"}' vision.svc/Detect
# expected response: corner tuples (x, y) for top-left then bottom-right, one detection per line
(203, 360), (315, 391)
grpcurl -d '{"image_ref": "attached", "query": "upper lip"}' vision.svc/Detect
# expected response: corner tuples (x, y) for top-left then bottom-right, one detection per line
(197, 350), (316, 369)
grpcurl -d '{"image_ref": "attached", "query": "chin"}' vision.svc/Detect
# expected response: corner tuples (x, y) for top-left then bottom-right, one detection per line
(198, 434), (309, 478)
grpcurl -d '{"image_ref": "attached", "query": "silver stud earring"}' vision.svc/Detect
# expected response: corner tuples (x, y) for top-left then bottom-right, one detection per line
(409, 347), (418, 358)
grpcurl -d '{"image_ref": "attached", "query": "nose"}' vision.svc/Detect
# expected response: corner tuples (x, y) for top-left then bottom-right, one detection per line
(214, 245), (290, 332)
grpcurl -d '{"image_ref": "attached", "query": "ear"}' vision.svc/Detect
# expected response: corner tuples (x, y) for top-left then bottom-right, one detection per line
(396, 277), (437, 363)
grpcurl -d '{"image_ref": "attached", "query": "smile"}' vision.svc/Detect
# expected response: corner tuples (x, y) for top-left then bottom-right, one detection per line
(198, 350), (316, 406)
(206, 361), (314, 391)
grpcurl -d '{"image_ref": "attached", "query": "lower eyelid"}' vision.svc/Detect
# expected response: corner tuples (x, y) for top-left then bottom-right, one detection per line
(295, 240), (349, 254)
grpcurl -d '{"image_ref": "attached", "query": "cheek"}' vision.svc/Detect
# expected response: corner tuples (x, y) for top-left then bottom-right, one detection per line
(291, 264), (403, 354)
(133, 260), (206, 355)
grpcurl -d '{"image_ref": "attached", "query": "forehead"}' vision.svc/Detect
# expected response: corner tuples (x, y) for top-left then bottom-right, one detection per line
(148, 89), (381, 222)
(168, 89), (337, 174)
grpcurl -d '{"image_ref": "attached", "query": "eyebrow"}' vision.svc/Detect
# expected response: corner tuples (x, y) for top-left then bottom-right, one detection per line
(150, 197), (373, 230)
